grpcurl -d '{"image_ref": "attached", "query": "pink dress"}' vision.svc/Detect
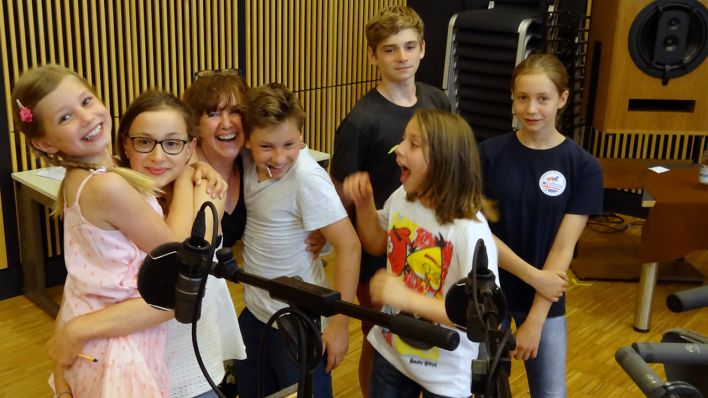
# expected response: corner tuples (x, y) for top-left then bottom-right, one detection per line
(56, 169), (169, 397)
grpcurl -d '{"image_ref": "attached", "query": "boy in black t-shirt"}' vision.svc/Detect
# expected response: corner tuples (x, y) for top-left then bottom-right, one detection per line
(329, 6), (449, 397)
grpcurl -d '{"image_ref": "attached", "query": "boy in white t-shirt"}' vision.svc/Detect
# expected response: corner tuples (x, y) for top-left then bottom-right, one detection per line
(234, 83), (361, 398)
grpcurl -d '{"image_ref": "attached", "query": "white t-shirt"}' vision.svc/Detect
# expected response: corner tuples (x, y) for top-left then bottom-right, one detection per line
(368, 186), (499, 397)
(166, 274), (246, 398)
(241, 149), (347, 324)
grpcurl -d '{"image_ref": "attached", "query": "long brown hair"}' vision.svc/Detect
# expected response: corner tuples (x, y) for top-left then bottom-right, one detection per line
(409, 109), (497, 224)
(11, 64), (155, 215)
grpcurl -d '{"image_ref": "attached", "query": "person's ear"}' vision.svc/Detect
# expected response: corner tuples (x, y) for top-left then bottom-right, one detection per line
(30, 136), (59, 154)
(419, 39), (426, 59)
(367, 46), (378, 66)
(558, 89), (569, 109)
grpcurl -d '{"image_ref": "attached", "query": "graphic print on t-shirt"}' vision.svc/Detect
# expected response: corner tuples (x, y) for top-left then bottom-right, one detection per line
(539, 170), (566, 197)
(382, 211), (453, 363)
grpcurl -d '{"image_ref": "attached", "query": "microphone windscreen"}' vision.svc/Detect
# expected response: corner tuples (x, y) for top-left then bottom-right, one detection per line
(137, 241), (182, 310)
(445, 280), (469, 330)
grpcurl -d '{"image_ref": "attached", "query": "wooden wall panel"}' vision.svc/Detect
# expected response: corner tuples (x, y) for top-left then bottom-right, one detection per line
(1, 0), (405, 270)
(0, 0), (241, 261)
(244, 0), (404, 156)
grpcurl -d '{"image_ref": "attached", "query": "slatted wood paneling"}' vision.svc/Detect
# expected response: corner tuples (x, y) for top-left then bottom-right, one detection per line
(588, 129), (708, 163)
(243, 0), (405, 156)
(1, 0), (406, 267)
(1, 0), (241, 262)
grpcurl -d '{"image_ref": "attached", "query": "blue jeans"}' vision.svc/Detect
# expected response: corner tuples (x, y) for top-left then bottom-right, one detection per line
(192, 389), (218, 398)
(235, 308), (333, 398)
(507, 312), (567, 398)
(370, 351), (462, 398)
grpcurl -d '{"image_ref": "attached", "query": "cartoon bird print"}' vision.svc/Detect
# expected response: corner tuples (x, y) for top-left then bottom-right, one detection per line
(405, 230), (453, 295)
(388, 227), (411, 276)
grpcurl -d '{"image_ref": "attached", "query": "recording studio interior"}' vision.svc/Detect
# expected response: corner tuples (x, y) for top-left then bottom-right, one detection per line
(0, 0), (707, 397)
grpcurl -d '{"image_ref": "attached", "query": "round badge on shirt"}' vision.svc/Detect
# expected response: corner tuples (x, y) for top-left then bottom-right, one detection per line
(539, 170), (566, 197)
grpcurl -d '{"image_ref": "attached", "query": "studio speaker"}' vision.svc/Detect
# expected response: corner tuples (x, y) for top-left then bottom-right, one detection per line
(586, 0), (708, 132)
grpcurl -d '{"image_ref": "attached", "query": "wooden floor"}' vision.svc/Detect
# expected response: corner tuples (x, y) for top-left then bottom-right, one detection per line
(1, 218), (707, 397)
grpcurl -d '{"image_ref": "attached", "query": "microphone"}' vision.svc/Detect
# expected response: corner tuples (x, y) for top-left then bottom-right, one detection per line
(174, 207), (212, 323)
(444, 239), (505, 342)
(137, 205), (214, 323)
(666, 285), (708, 313)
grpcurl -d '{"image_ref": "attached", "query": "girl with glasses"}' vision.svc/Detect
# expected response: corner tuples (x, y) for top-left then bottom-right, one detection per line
(118, 90), (247, 398)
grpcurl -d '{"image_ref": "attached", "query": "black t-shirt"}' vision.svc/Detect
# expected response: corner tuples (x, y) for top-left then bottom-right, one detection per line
(331, 82), (450, 282)
(221, 156), (247, 248)
(479, 132), (603, 317)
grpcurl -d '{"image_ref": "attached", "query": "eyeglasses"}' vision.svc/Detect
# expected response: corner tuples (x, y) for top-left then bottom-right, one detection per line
(192, 68), (243, 81)
(128, 137), (189, 155)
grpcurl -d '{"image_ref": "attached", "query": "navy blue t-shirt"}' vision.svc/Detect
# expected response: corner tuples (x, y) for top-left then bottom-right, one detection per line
(479, 132), (603, 317)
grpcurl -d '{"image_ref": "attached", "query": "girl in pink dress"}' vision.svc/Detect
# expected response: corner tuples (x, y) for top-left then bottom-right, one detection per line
(11, 65), (214, 397)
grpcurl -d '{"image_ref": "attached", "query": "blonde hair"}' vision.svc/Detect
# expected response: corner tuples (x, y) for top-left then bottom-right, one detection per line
(241, 83), (305, 137)
(408, 109), (497, 224)
(11, 64), (155, 216)
(511, 53), (568, 95)
(365, 6), (424, 52)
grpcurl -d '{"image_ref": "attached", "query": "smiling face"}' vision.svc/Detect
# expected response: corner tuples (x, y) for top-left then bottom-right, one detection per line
(245, 117), (302, 181)
(368, 28), (425, 85)
(31, 76), (112, 163)
(395, 116), (430, 198)
(512, 72), (568, 138)
(197, 96), (245, 164)
(123, 109), (196, 189)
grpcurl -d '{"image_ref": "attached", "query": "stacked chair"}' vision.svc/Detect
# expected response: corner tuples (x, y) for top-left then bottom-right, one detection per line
(443, 0), (589, 142)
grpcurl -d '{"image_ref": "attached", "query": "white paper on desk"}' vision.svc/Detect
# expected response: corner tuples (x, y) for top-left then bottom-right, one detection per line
(37, 166), (66, 180)
(649, 166), (670, 174)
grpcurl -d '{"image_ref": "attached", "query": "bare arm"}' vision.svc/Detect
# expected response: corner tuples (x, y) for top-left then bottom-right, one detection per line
(319, 217), (361, 372)
(48, 173), (204, 366)
(48, 298), (173, 366)
(494, 235), (568, 302)
(82, 173), (184, 251)
(342, 172), (387, 255)
(191, 172), (226, 242)
(512, 214), (588, 360)
(369, 270), (453, 326)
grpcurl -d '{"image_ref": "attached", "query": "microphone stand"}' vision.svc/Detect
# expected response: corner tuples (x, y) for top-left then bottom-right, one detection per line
(143, 201), (460, 398)
(464, 240), (514, 398)
(210, 247), (461, 398)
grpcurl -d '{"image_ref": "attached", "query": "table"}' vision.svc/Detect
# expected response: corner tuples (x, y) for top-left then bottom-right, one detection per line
(633, 166), (708, 332)
(11, 168), (62, 317)
(10, 149), (331, 317)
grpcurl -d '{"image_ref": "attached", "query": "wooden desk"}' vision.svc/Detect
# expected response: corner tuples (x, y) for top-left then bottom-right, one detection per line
(633, 166), (708, 332)
(11, 167), (63, 317)
(598, 158), (692, 190)
(9, 149), (331, 317)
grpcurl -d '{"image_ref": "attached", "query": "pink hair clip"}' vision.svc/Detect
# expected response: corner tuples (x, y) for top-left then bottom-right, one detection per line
(16, 99), (33, 123)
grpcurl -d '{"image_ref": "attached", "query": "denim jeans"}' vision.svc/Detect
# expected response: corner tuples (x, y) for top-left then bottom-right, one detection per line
(507, 312), (567, 398)
(235, 308), (333, 398)
(370, 351), (464, 398)
(192, 389), (218, 398)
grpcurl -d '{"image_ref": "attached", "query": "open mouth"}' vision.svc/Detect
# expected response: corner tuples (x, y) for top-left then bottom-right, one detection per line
(400, 165), (410, 182)
(82, 124), (102, 141)
(216, 133), (236, 142)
